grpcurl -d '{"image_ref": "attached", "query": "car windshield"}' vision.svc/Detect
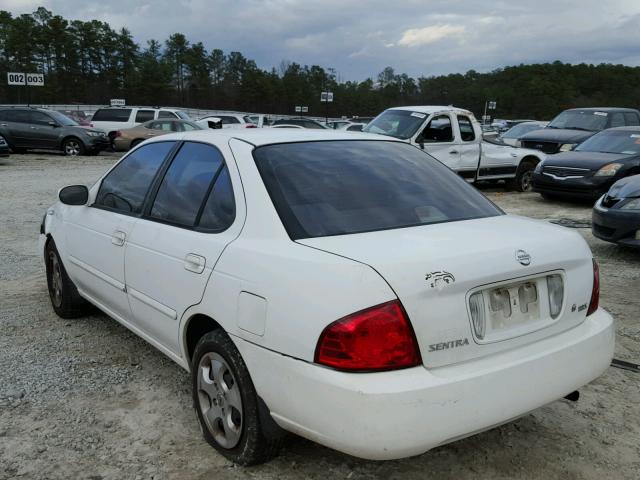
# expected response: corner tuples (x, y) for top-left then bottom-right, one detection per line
(547, 111), (608, 131)
(575, 130), (640, 154)
(363, 110), (427, 139)
(502, 123), (543, 139)
(175, 110), (190, 120)
(49, 111), (79, 126)
(253, 140), (502, 239)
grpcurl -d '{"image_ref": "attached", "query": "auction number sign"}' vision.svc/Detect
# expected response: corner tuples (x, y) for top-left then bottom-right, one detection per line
(7, 72), (45, 86)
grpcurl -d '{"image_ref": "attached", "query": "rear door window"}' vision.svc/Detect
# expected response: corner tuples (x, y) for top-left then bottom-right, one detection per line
(7, 110), (31, 123)
(457, 115), (476, 142)
(198, 166), (236, 231)
(149, 142), (224, 227)
(253, 140), (501, 239)
(92, 109), (132, 122)
(624, 113), (640, 126)
(94, 142), (175, 214)
(135, 110), (155, 123)
(219, 116), (240, 125)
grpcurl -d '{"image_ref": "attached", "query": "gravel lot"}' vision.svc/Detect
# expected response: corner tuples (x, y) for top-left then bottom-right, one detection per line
(1, 152), (639, 480)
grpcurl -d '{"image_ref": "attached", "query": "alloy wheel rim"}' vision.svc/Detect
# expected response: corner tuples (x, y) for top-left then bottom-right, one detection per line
(49, 252), (63, 307)
(65, 141), (80, 156)
(522, 170), (533, 191)
(197, 352), (243, 449)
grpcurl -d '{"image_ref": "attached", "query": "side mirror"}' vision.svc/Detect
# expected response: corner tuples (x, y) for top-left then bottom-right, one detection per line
(207, 118), (223, 129)
(415, 134), (425, 150)
(48, 121), (58, 128)
(59, 185), (89, 206)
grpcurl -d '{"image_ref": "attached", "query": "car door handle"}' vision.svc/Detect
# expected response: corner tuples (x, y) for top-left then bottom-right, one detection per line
(111, 230), (126, 247)
(30, 126), (38, 129)
(449, 150), (459, 154)
(184, 253), (206, 274)
(0, 123), (7, 127)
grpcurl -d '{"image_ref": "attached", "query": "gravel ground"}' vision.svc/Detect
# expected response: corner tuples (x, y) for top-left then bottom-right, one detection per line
(1, 152), (639, 480)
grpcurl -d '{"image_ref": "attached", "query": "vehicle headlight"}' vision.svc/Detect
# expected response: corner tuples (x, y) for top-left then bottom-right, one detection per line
(594, 163), (623, 177)
(559, 143), (577, 152)
(621, 198), (640, 210)
(84, 131), (103, 137)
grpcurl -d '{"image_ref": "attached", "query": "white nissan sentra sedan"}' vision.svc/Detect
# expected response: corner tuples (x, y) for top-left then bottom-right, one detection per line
(40, 129), (615, 465)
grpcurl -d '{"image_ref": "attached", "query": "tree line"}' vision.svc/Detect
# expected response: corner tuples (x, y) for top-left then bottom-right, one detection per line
(2, 7), (640, 119)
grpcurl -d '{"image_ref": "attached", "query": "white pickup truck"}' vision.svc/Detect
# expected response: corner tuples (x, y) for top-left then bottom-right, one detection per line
(363, 106), (546, 191)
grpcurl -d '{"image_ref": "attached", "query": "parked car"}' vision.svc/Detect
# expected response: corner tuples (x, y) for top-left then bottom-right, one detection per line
(326, 120), (351, 129)
(520, 108), (640, 154)
(92, 107), (191, 140)
(348, 116), (374, 124)
(113, 119), (204, 151)
(498, 121), (548, 146)
(0, 134), (9, 157)
(338, 122), (366, 132)
(56, 110), (93, 127)
(196, 114), (256, 130)
(363, 106), (546, 191)
(532, 127), (640, 200)
(41, 129), (613, 465)
(271, 118), (328, 129)
(592, 174), (640, 248)
(0, 107), (109, 155)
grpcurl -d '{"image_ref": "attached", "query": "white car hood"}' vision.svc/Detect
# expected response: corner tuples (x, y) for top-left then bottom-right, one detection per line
(298, 215), (595, 368)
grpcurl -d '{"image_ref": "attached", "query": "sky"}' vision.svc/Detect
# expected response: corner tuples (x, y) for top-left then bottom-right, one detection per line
(4, 0), (640, 81)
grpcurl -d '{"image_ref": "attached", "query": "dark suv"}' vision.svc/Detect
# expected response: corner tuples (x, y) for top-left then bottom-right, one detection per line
(520, 107), (640, 154)
(0, 107), (110, 156)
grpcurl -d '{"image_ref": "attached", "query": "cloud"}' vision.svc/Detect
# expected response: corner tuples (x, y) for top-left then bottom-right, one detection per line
(5, 0), (640, 80)
(398, 24), (466, 47)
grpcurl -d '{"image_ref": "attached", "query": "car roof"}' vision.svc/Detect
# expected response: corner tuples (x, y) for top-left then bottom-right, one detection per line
(602, 126), (640, 132)
(564, 107), (640, 113)
(143, 128), (398, 147)
(386, 105), (474, 116)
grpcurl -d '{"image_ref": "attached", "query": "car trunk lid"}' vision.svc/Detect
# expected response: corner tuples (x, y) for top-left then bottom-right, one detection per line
(297, 215), (595, 368)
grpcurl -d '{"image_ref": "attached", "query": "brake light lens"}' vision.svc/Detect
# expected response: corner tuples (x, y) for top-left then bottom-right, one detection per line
(245, 124), (257, 128)
(314, 300), (421, 372)
(587, 259), (599, 316)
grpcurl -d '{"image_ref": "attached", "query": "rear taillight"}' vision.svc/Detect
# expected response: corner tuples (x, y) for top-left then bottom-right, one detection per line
(587, 258), (600, 316)
(314, 300), (421, 372)
(245, 124), (257, 128)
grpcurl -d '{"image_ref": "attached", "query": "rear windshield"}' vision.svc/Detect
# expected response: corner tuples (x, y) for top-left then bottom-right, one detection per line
(575, 130), (640, 155)
(92, 108), (132, 122)
(363, 110), (426, 139)
(253, 140), (501, 239)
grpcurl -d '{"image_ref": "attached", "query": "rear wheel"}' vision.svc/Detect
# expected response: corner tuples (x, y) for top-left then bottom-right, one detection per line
(45, 241), (92, 318)
(192, 330), (283, 465)
(62, 137), (85, 156)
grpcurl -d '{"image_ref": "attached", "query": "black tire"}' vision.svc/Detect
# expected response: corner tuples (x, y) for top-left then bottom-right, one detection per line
(45, 240), (92, 318)
(192, 330), (283, 465)
(62, 137), (86, 156)
(511, 161), (536, 192)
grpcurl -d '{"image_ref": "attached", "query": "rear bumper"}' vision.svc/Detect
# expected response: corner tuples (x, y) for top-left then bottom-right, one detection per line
(532, 172), (611, 200)
(234, 308), (614, 460)
(592, 202), (640, 248)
